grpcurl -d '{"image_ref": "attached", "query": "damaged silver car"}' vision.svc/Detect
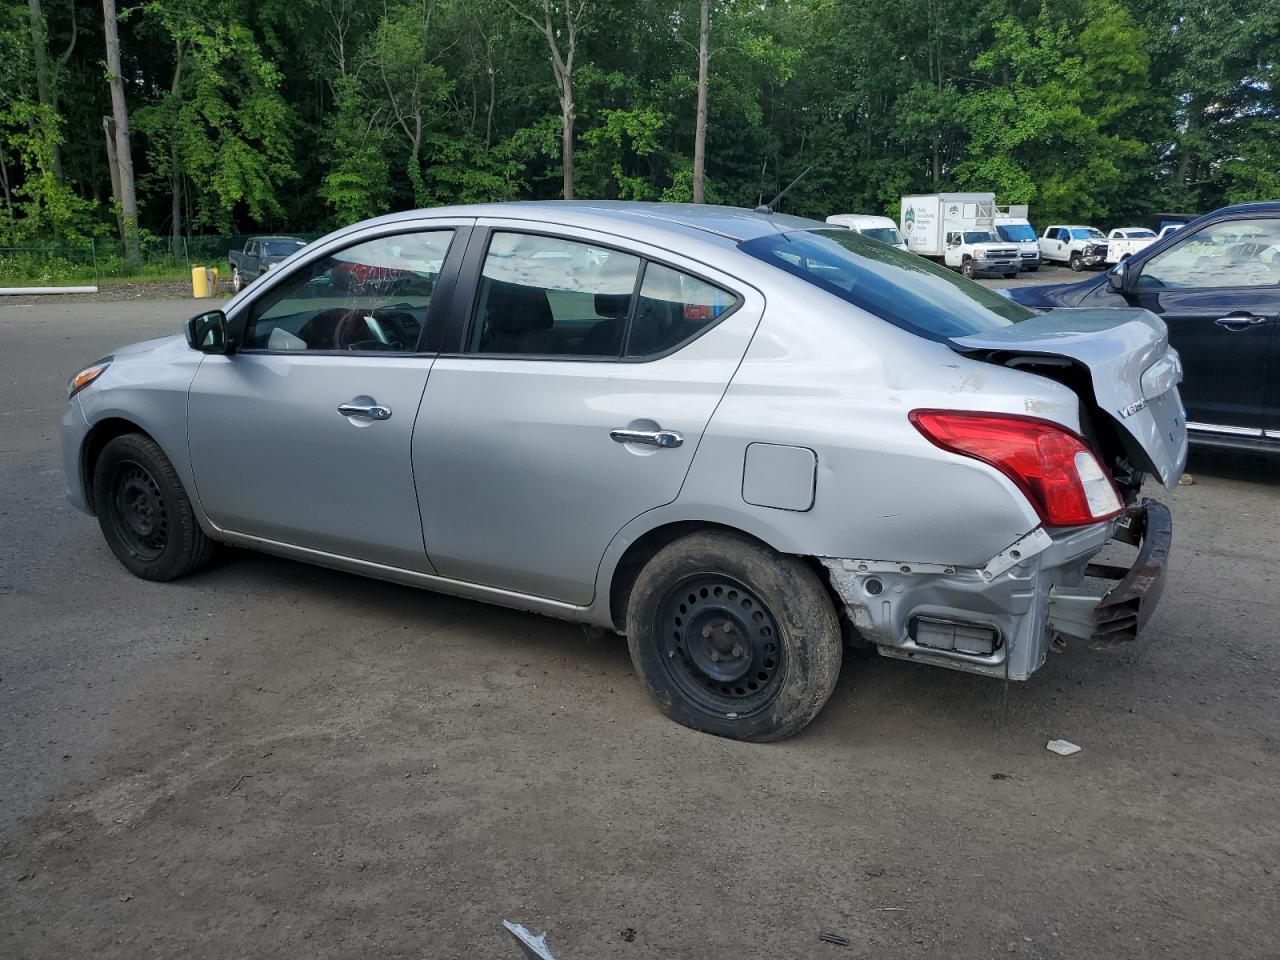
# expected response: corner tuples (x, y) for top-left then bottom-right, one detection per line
(61, 202), (1186, 741)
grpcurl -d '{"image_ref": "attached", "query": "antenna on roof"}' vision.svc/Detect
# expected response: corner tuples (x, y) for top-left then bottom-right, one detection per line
(755, 166), (811, 214)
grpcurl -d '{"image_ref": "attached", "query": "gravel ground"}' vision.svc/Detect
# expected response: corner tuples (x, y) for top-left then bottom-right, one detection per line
(1, 299), (1277, 960)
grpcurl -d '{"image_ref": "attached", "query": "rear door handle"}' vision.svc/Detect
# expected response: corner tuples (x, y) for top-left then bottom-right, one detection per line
(338, 400), (393, 420)
(610, 428), (684, 448)
(1214, 314), (1267, 330)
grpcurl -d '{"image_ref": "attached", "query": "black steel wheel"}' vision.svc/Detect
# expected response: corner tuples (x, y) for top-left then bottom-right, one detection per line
(658, 574), (786, 716)
(626, 530), (842, 742)
(92, 433), (217, 581)
(106, 460), (169, 562)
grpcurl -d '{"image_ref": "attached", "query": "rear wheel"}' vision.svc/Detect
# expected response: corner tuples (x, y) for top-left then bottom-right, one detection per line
(1069, 252), (1083, 272)
(625, 531), (842, 742)
(92, 433), (216, 581)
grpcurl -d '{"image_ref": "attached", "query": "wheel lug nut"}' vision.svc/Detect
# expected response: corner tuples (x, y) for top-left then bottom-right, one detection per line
(710, 651), (720, 662)
(732, 645), (744, 658)
(702, 626), (713, 638)
(722, 623), (733, 633)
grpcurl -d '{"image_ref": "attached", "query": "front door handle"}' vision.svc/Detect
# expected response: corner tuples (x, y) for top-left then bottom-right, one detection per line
(610, 428), (684, 448)
(338, 400), (393, 420)
(1214, 314), (1267, 331)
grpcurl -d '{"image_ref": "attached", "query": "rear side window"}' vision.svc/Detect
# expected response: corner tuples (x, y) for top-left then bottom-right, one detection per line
(467, 232), (736, 359)
(625, 264), (734, 358)
(739, 229), (1034, 340)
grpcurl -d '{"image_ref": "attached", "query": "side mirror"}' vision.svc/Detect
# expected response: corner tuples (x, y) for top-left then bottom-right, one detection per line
(1107, 260), (1136, 296)
(185, 309), (232, 354)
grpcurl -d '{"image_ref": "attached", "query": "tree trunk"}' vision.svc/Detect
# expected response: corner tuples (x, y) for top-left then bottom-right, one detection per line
(101, 0), (140, 267)
(102, 116), (124, 237)
(169, 48), (183, 260)
(561, 95), (574, 200)
(692, 0), (709, 204)
(27, 0), (62, 180)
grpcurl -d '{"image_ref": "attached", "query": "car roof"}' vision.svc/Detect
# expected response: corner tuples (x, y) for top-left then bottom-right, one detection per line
(826, 213), (896, 227)
(332, 201), (825, 245)
(255, 235), (307, 242)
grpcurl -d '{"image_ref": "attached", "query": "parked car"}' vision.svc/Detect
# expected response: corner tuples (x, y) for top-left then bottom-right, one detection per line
(1005, 201), (1280, 452)
(1158, 224), (1183, 239)
(1106, 227), (1159, 263)
(63, 202), (1185, 741)
(227, 236), (308, 292)
(1038, 225), (1109, 271)
(824, 214), (909, 250)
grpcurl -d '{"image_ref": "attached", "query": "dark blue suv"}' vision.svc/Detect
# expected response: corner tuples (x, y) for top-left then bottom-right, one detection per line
(1006, 202), (1280, 452)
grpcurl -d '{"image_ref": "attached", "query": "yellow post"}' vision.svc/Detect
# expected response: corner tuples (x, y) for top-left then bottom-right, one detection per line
(191, 266), (210, 298)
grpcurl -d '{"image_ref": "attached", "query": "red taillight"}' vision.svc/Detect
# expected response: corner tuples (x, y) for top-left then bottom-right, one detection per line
(909, 409), (1123, 527)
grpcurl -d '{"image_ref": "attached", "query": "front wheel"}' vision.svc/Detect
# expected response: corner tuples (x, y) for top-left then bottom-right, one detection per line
(92, 433), (216, 581)
(231, 268), (243, 292)
(1069, 252), (1083, 272)
(1004, 272), (1018, 279)
(625, 531), (843, 742)
(961, 260), (974, 279)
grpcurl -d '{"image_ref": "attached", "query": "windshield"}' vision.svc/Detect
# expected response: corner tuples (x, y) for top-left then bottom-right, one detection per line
(739, 229), (1034, 340)
(963, 231), (998, 244)
(1070, 228), (1105, 240)
(996, 223), (1036, 242)
(861, 227), (904, 246)
(264, 240), (306, 256)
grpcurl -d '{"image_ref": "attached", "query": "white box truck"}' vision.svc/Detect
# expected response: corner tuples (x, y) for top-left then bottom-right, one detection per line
(992, 205), (1041, 271)
(900, 193), (1021, 278)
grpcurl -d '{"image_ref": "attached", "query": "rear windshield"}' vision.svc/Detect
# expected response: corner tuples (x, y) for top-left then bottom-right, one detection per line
(860, 227), (903, 245)
(996, 223), (1036, 242)
(739, 229), (1034, 340)
(264, 240), (306, 256)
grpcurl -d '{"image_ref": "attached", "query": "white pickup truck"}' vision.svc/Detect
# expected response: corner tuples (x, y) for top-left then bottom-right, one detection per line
(942, 229), (1021, 278)
(1038, 225), (1109, 271)
(1105, 227), (1159, 263)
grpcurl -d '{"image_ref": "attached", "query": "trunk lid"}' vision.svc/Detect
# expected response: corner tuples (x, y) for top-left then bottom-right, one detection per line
(950, 307), (1188, 488)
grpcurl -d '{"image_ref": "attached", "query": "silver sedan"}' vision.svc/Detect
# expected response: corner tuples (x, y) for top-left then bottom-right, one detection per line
(62, 202), (1187, 741)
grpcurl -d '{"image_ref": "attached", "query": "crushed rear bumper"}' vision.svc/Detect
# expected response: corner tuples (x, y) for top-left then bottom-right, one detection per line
(820, 499), (1173, 679)
(1045, 499), (1172, 649)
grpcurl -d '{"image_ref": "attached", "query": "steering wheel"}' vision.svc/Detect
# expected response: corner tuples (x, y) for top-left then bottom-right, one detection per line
(332, 308), (371, 350)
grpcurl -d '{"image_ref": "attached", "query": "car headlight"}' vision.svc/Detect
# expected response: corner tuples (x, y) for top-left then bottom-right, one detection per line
(975, 250), (987, 259)
(68, 357), (112, 398)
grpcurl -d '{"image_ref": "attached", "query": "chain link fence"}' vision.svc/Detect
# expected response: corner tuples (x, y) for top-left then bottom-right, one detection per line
(0, 233), (324, 287)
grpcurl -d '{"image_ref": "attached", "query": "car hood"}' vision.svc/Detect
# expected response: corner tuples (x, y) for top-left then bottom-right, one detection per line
(113, 333), (186, 358)
(951, 308), (1188, 488)
(1003, 275), (1105, 309)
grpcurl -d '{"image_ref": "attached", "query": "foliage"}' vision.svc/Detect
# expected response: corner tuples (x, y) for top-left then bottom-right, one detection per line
(1, 0), (1277, 247)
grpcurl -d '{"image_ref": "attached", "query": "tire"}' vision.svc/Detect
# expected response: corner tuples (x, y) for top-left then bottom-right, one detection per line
(1004, 272), (1018, 279)
(231, 268), (243, 292)
(1027, 265), (1040, 272)
(961, 259), (974, 279)
(92, 433), (216, 581)
(1069, 252), (1083, 272)
(625, 531), (843, 742)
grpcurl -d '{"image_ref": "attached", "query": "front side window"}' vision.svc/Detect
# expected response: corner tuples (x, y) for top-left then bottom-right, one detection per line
(740, 229), (1034, 341)
(1138, 218), (1280, 290)
(244, 230), (453, 352)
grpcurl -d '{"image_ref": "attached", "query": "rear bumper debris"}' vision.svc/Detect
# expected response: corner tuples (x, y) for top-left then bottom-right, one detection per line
(1045, 499), (1172, 649)
(821, 499), (1172, 679)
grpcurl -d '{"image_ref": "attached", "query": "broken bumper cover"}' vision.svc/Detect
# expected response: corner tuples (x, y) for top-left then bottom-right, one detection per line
(820, 499), (1172, 680)
(1044, 499), (1172, 649)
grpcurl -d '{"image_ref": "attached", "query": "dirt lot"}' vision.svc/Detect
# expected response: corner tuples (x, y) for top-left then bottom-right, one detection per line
(2, 298), (1278, 960)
